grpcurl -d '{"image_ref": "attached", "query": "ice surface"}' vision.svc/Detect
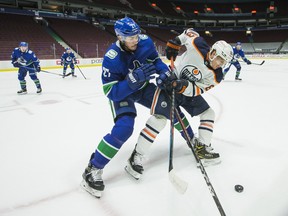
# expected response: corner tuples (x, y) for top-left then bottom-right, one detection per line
(0, 59), (288, 216)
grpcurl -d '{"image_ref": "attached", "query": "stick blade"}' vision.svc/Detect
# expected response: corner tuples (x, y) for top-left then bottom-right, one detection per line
(260, 60), (265, 65)
(168, 169), (188, 194)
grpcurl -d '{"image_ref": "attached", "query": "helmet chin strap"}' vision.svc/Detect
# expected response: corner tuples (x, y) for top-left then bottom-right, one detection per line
(208, 50), (216, 65)
(119, 40), (133, 52)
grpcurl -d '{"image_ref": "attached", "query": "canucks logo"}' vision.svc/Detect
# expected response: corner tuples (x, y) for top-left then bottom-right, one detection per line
(17, 57), (27, 66)
(105, 49), (118, 59)
(139, 34), (148, 40)
(234, 53), (240, 59)
(180, 65), (202, 82)
(128, 60), (141, 73)
(66, 56), (72, 61)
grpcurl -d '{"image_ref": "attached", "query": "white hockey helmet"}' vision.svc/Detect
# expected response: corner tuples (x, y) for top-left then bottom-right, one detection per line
(210, 40), (233, 63)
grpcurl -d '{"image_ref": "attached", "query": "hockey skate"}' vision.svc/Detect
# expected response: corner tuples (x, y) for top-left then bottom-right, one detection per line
(72, 73), (77, 77)
(193, 138), (221, 166)
(125, 148), (144, 180)
(17, 89), (27, 95)
(81, 155), (105, 198)
(37, 88), (42, 94)
(235, 76), (242, 81)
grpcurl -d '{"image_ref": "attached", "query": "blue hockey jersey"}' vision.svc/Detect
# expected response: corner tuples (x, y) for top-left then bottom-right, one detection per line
(61, 52), (76, 63)
(232, 46), (248, 62)
(102, 34), (169, 101)
(11, 48), (40, 68)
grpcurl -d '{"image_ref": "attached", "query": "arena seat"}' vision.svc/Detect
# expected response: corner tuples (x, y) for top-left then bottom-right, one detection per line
(0, 13), (63, 60)
(47, 18), (115, 58)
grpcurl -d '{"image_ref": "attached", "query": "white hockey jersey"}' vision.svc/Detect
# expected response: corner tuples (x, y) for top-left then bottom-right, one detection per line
(173, 30), (223, 97)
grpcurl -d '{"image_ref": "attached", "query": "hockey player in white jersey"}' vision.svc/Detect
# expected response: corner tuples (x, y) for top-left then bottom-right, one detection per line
(125, 29), (233, 179)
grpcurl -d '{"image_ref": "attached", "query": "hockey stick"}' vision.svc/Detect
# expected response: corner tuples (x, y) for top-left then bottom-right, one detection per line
(76, 65), (87, 79)
(174, 108), (226, 216)
(20, 66), (63, 77)
(40, 69), (64, 76)
(168, 58), (188, 194)
(239, 60), (265, 65)
(64, 72), (72, 77)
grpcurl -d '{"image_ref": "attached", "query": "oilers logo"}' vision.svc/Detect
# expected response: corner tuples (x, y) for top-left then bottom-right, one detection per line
(180, 65), (202, 82)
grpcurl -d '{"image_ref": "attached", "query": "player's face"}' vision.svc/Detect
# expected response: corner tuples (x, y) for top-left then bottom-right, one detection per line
(20, 46), (27, 52)
(236, 45), (241, 50)
(66, 49), (71, 53)
(123, 35), (139, 51)
(211, 56), (227, 69)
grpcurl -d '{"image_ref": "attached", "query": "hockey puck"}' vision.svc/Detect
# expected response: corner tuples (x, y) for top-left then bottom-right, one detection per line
(234, 184), (244, 193)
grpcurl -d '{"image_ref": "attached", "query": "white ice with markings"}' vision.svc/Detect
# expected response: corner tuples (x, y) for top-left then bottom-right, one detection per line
(0, 59), (288, 216)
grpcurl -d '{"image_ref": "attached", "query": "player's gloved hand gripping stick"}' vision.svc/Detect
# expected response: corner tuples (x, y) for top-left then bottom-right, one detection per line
(126, 63), (156, 90)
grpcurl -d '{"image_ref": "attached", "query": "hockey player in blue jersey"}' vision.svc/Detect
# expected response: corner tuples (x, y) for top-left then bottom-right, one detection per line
(81, 17), (176, 198)
(11, 42), (42, 94)
(60, 47), (77, 78)
(223, 42), (251, 81)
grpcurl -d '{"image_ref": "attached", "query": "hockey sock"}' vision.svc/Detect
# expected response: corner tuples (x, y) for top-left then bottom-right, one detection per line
(33, 79), (41, 89)
(198, 108), (215, 145)
(20, 80), (26, 90)
(91, 115), (135, 169)
(236, 70), (240, 78)
(174, 110), (194, 141)
(136, 114), (167, 155)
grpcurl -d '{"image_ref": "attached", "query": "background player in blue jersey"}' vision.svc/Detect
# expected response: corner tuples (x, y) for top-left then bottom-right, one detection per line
(81, 17), (172, 198)
(60, 47), (77, 78)
(11, 42), (42, 94)
(223, 42), (251, 81)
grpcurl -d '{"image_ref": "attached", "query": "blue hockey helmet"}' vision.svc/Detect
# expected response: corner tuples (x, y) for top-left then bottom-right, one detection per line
(114, 17), (141, 37)
(19, 42), (28, 47)
(236, 42), (241, 46)
(65, 47), (71, 50)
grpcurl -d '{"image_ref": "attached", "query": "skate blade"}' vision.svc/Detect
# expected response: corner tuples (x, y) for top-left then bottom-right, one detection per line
(124, 163), (141, 180)
(198, 158), (222, 167)
(80, 180), (102, 198)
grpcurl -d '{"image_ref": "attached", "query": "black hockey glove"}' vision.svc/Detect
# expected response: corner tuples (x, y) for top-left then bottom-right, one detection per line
(74, 60), (77, 65)
(13, 62), (20, 68)
(171, 79), (189, 94)
(246, 59), (251, 65)
(60, 61), (64, 66)
(165, 39), (181, 60)
(156, 69), (177, 90)
(36, 66), (41, 72)
(126, 63), (156, 90)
